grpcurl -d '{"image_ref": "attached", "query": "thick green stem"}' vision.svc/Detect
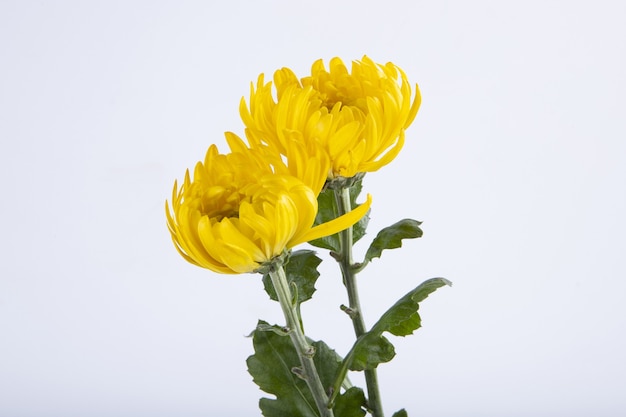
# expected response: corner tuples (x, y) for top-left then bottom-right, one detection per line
(334, 187), (385, 417)
(269, 266), (334, 417)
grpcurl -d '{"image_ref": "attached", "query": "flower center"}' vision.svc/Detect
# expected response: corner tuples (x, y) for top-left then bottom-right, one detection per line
(199, 185), (244, 221)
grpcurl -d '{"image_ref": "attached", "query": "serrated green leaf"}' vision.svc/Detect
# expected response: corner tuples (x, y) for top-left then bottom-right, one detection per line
(371, 277), (452, 337)
(262, 250), (322, 306)
(247, 320), (367, 417)
(247, 322), (318, 417)
(309, 179), (370, 251)
(349, 333), (396, 371)
(364, 219), (423, 263)
(392, 409), (408, 417)
(341, 278), (451, 373)
(254, 322), (291, 336)
(332, 387), (367, 417)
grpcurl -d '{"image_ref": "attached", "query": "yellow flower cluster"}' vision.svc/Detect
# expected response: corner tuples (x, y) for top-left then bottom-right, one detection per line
(167, 56), (418, 274)
(166, 134), (371, 274)
(240, 56), (421, 179)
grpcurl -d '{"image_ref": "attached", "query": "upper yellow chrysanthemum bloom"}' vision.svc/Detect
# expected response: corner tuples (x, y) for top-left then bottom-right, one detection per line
(166, 140), (372, 274)
(240, 56), (421, 179)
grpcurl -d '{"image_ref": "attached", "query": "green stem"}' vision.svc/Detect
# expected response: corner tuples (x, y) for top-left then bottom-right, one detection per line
(269, 265), (334, 417)
(334, 187), (385, 417)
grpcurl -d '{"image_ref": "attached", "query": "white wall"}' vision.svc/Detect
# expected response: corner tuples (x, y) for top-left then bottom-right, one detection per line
(1, 1), (625, 416)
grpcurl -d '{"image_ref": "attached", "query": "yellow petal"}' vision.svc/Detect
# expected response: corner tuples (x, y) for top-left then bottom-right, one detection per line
(361, 130), (405, 173)
(199, 217), (265, 273)
(291, 193), (372, 246)
(405, 83), (421, 129)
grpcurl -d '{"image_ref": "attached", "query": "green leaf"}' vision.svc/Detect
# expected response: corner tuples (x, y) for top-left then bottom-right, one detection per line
(349, 333), (396, 371)
(262, 250), (322, 306)
(332, 387), (367, 417)
(247, 320), (367, 417)
(364, 219), (423, 264)
(371, 277), (452, 337)
(254, 322), (291, 336)
(392, 409), (408, 417)
(346, 278), (451, 371)
(309, 178), (370, 251)
(308, 185), (340, 251)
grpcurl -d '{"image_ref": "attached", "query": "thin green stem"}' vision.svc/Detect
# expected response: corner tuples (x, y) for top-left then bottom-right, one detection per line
(269, 265), (334, 417)
(334, 187), (385, 417)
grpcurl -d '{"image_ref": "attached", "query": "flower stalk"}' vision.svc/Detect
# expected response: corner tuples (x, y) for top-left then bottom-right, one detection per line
(334, 186), (384, 417)
(268, 263), (334, 417)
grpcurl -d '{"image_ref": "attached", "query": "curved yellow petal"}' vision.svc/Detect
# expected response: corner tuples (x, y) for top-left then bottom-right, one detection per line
(360, 130), (406, 173)
(292, 194), (372, 246)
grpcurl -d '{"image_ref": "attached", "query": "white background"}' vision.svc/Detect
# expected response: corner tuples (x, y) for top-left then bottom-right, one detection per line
(1, 1), (625, 416)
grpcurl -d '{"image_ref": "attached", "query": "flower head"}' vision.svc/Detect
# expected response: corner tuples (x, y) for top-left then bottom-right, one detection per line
(166, 143), (371, 274)
(240, 56), (421, 179)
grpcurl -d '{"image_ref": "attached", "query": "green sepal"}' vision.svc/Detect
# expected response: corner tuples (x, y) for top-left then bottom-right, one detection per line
(262, 250), (322, 306)
(392, 409), (408, 417)
(247, 320), (367, 417)
(309, 178), (369, 251)
(364, 219), (423, 264)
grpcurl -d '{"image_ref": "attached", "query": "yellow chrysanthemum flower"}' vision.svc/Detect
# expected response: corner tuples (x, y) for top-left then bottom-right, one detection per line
(240, 56), (421, 179)
(166, 143), (372, 274)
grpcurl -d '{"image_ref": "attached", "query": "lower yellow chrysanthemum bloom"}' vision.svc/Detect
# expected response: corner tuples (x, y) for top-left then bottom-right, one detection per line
(166, 143), (372, 274)
(240, 56), (421, 179)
